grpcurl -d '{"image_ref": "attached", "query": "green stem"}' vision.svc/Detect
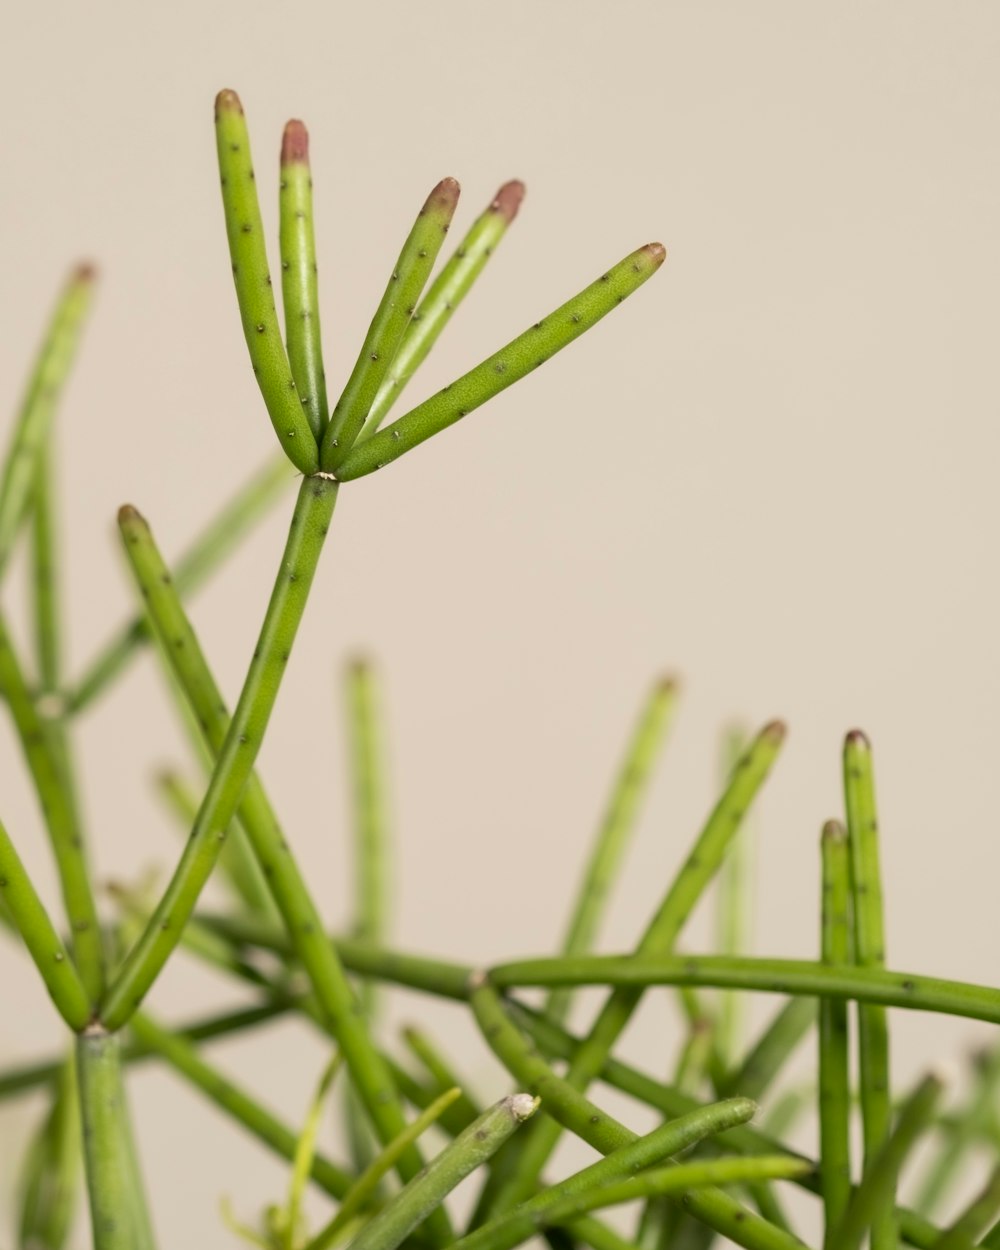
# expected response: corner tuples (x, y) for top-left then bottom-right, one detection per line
(818, 819), (852, 1246)
(279, 120), (328, 442)
(347, 659), (391, 974)
(107, 500), (449, 1241)
(488, 953), (1000, 1024)
(829, 1071), (943, 1250)
(321, 1095), (538, 1250)
(334, 243), (665, 482)
(547, 678), (679, 1024)
(101, 475), (337, 1027)
(720, 997), (815, 1101)
(843, 730), (893, 1250)
(16, 1052), (81, 1250)
(215, 90), (318, 473)
(402, 1025), (482, 1128)
(469, 979), (799, 1250)
(77, 1030), (156, 1250)
(321, 179), (460, 468)
(358, 180), (526, 442)
(0, 1000), (292, 1102)
(489, 720), (785, 1210)
(933, 1164), (1000, 1249)
(0, 265), (95, 578)
(68, 453), (292, 716)
(450, 1158), (810, 1250)
(307, 1087), (463, 1250)
(0, 813), (92, 1029)
(509, 1002), (943, 1250)
(0, 607), (105, 1000)
(127, 1011), (353, 1199)
(32, 440), (61, 691)
(715, 723), (754, 1066)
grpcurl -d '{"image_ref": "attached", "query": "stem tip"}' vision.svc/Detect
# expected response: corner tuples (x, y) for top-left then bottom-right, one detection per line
(73, 261), (98, 283)
(117, 503), (143, 526)
(642, 242), (667, 267)
(492, 180), (526, 223)
(844, 728), (871, 751)
(281, 119), (310, 166)
(215, 88), (244, 119)
(425, 177), (461, 216)
(821, 818), (847, 843)
(762, 719), (787, 742)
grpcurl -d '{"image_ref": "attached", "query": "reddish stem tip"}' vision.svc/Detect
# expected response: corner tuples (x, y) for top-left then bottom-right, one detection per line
(281, 120), (310, 166)
(72, 262), (97, 284)
(215, 88), (244, 119)
(844, 728), (871, 751)
(492, 180), (525, 223)
(117, 503), (143, 526)
(822, 818), (847, 843)
(656, 674), (679, 695)
(424, 177), (461, 218)
(761, 719), (787, 743)
(642, 242), (667, 268)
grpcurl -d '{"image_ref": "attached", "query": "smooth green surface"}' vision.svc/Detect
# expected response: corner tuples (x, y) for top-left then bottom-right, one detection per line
(548, 678), (679, 1024)
(279, 121), (328, 442)
(844, 731), (893, 1250)
(819, 819), (852, 1245)
(359, 180), (525, 441)
(32, 441), (61, 692)
(334, 242), (665, 481)
(715, 724), (754, 1066)
(337, 1095), (538, 1250)
(215, 91), (318, 473)
(321, 178), (460, 468)
(720, 997), (815, 1101)
(68, 453), (293, 715)
(0, 607), (105, 1001)
(102, 477), (337, 1027)
(0, 266), (94, 578)
(0, 815), (91, 1029)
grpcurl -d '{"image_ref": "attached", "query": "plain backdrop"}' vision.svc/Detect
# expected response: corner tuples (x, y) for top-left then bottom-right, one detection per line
(1, 2), (999, 1243)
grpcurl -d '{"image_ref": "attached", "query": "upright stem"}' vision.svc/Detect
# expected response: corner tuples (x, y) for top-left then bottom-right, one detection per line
(101, 475), (337, 1028)
(77, 1029), (156, 1250)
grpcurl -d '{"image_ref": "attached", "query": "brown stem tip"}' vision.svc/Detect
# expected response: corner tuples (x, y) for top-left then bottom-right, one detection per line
(214, 88), (244, 120)
(117, 503), (144, 527)
(281, 120), (309, 167)
(844, 728), (871, 751)
(491, 180), (525, 224)
(423, 177), (461, 219)
(822, 818), (847, 843)
(642, 242), (667, 268)
(761, 719), (787, 743)
(72, 262), (97, 284)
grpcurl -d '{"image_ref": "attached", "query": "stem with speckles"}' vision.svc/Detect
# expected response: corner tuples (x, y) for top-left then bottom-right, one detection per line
(106, 501), (451, 1241)
(547, 678), (679, 1025)
(279, 120), (328, 442)
(819, 819), (852, 1246)
(0, 265), (95, 579)
(68, 453), (293, 716)
(77, 1030), (155, 1250)
(315, 1095), (539, 1250)
(0, 609), (104, 1002)
(101, 476), (337, 1027)
(488, 720), (785, 1213)
(215, 90), (319, 473)
(334, 242), (665, 482)
(469, 980), (808, 1250)
(844, 730), (893, 1250)
(321, 178), (460, 469)
(357, 180), (526, 443)
(0, 815), (91, 1029)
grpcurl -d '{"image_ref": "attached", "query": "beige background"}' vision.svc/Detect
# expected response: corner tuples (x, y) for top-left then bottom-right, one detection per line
(1, 1), (999, 1243)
